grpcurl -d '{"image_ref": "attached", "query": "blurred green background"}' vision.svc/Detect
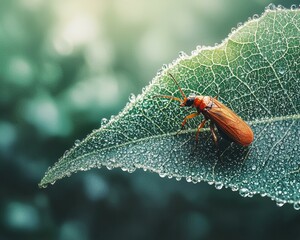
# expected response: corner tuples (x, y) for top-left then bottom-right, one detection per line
(0, 0), (299, 239)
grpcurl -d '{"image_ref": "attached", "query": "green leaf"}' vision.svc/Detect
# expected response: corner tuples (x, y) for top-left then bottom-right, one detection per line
(40, 6), (300, 208)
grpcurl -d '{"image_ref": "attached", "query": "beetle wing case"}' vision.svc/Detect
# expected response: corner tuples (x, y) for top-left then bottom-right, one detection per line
(205, 99), (254, 146)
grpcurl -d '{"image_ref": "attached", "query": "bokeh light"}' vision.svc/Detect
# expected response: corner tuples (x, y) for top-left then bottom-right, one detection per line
(1, 0), (299, 239)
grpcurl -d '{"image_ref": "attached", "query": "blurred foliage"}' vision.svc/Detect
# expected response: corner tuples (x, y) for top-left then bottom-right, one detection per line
(0, 0), (299, 240)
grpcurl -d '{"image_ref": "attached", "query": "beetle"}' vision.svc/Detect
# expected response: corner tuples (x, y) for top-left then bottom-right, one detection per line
(156, 73), (254, 146)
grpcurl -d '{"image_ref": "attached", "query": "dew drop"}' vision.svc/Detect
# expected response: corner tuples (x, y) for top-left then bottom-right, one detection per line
(106, 165), (113, 170)
(40, 184), (48, 189)
(278, 68), (285, 75)
(63, 150), (69, 158)
(266, 3), (276, 11)
(260, 193), (267, 197)
(121, 166), (128, 172)
(290, 4), (297, 10)
(252, 14), (259, 20)
(129, 93), (136, 103)
(101, 118), (108, 126)
(179, 51), (187, 59)
(276, 200), (285, 207)
(293, 202), (300, 210)
(50, 180), (57, 185)
(251, 165), (256, 171)
(159, 172), (167, 178)
(191, 50), (198, 56)
(74, 139), (81, 146)
(196, 45), (203, 51)
(207, 181), (214, 185)
(128, 166), (136, 173)
(186, 176), (192, 182)
(277, 5), (284, 10)
(237, 22), (242, 28)
(156, 69), (163, 77)
(239, 188), (250, 197)
(142, 101), (149, 109)
(215, 182), (223, 190)
(176, 177), (182, 181)
(162, 64), (168, 70)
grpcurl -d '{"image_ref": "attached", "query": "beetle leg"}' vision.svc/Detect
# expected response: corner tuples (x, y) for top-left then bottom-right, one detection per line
(181, 112), (199, 130)
(195, 119), (207, 142)
(176, 112), (199, 136)
(210, 122), (218, 146)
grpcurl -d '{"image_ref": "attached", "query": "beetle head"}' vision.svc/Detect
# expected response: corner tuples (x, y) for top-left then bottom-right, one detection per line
(154, 73), (195, 107)
(180, 93), (196, 107)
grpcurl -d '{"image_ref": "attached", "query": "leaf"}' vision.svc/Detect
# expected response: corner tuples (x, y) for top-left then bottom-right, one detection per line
(40, 6), (300, 208)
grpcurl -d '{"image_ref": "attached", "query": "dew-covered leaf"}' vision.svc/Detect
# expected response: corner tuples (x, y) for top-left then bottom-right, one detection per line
(40, 6), (300, 208)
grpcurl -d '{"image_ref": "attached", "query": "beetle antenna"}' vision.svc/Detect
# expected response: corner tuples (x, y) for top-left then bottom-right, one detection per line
(153, 95), (182, 103)
(168, 73), (186, 99)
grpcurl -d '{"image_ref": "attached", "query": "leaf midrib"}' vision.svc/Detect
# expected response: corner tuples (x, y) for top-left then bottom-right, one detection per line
(55, 113), (299, 168)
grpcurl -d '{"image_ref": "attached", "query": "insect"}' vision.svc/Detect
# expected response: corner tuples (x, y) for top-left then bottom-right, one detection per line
(156, 73), (254, 146)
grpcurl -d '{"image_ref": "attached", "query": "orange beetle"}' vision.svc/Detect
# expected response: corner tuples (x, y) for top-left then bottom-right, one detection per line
(157, 73), (254, 146)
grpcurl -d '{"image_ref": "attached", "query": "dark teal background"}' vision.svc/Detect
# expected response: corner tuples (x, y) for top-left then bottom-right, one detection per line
(0, 1), (299, 239)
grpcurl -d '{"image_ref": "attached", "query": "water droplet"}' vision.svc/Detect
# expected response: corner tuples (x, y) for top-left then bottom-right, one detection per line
(101, 118), (108, 126)
(278, 68), (285, 75)
(106, 165), (113, 170)
(191, 50), (198, 56)
(176, 177), (182, 181)
(266, 3), (276, 11)
(128, 166), (136, 173)
(74, 139), (81, 146)
(237, 22), (243, 28)
(63, 150), (69, 158)
(129, 93), (136, 103)
(186, 176), (192, 182)
(293, 202), (300, 210)
(260, 193), (267, 197)
(142, 101), (149, 109)
(215, 182), (223, 190)
(277, 5), (284, 10)
(252, 14), (259, 20)
(179, 51), (187, 59)
(162, 64), (168, 70)
(156, 69), (163, 77)
(121, 166), (128, 172)
(239, 188), (250, 197)
(196, 45), (202, 51)
(291, 4), (297, 10)
(110, 158), (116, 163)
(192, 178), (198, 184)
(276, 200), (285, 207)
(251, 165), (256, 171)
